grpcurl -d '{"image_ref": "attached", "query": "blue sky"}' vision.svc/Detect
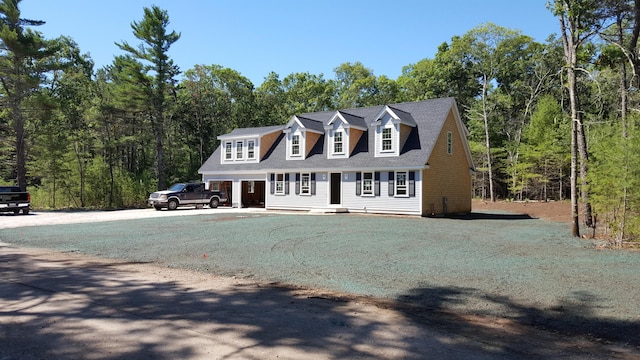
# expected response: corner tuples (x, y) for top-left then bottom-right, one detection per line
(21, 1), (559, 86)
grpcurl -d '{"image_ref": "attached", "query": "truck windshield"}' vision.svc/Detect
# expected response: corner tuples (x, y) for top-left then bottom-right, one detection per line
(167, 184), (185, 192)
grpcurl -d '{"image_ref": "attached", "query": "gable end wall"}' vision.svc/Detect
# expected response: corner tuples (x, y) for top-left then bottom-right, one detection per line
(422, 109), (471, 215)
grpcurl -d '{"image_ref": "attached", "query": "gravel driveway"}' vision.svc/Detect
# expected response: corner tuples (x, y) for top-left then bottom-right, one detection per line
(1, 208), (639, 359)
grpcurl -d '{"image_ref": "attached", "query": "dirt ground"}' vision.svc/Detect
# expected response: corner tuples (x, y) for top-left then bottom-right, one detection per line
(472, 199), (571, 223)
(1, 204), (639, 359)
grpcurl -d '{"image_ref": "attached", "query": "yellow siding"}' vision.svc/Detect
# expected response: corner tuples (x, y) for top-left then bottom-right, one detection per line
(349, 129), (364, 155)
(422, 109), (472, 215)
(306, 132), (321, 156)
(260, 131), (281, 160)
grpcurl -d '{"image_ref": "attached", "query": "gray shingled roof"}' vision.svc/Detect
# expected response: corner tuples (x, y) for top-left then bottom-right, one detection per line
(217, 124), (284, 139)
(336, 111), (367, 129)
(199, 97), (463, 173)
(387, 106), (417, 127)
(296, 116), (325, 133)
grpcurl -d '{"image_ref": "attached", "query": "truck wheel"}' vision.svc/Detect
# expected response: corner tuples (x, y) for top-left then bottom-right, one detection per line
(22, 208), (29, 215)
(167, 199), (179, 210)
(209, 198), (219, 208)
(154, 205), (163, 211)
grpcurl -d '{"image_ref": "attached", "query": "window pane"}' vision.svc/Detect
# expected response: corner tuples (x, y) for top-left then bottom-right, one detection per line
(334, 131), (343, 153)
(301, 173), (310, 194)
(225, 142), (232, 159)
(248, 141), (255, 158)
(396, 172), (407, 195)
(292, 135), (300, 155)
(276, 173), (284, 194)
(236, 142), (243, 159)
(362, 172), (373, 194)
(382, 128), (392, 151)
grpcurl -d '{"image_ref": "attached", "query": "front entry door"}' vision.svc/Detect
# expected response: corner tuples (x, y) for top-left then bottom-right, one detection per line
(330, 173), (341, 205)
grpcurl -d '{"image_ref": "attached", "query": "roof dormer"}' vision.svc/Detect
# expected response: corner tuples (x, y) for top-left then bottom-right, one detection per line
(371, 106), (417, 157)
(283, 115), (323, 160)
(324, 111), (367, 159)
(217, 125), (283, 163)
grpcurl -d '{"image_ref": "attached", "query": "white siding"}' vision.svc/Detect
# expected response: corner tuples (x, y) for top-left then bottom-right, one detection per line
(265, 170), (422, 215)
(266, 172), (329, 210)
(341, 171), (422, 215)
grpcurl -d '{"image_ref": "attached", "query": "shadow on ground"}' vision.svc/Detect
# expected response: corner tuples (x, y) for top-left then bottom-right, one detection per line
(396, 286), (640, 358)
(0, 249), (479, 359)
(2, 248), (638, 359)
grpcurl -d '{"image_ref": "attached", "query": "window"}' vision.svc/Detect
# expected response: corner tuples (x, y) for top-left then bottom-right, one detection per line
(382, 128), (392, 151)
(225, 142), (232, 160)
(211, 182), (220, 191)
(236, 141), (244, 159)
(362, 172), (373, 195)
(447, 131), (452, 154)
(247, 140), (255, 159)
(301, 173), (310, 195)
(275, 173), (285, 195)
(333, 131), (343, 154)
(248, 181), (255, 194)
(291, 134), (300, 156)
(395, 171), (408, 196)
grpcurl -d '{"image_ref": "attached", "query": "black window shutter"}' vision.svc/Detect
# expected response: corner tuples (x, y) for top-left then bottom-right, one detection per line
(409, 171), (416, 197)
(270, 173), (275, 194)
(388, 171), (394, 196)
(374, 172), (380, 196)
(295, 173), (300, 195)
(285, 173), (290, 195)
(311, 173), (316, 195)
(355, 172), (361, 196)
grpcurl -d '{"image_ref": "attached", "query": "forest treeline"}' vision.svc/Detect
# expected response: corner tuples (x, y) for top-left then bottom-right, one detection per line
(1, 0), (639, 241)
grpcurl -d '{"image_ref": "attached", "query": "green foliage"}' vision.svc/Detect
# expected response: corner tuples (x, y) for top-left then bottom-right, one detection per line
(0, 0), (58, 189)
(115, 5), (180, 190)
(589, 120), (640, 241)
(518, 95), (570, 200)
(333, 62), (399, 108)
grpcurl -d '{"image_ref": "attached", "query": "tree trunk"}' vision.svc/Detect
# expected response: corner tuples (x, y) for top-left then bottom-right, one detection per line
(14, 106), (27, 191)
(576, 112), (593, 230)
(570, 105), (580, 238)
(155, 109), (166, 191)
(559, 12), (581, 237)
(481, 74), (495, 202)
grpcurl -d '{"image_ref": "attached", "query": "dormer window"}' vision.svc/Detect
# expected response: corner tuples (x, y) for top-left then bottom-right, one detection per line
(220, 137), (260, 163)
(225, 142), (232, 160)
(382, 128), (392, 151)
(247, 140), (255, 159)
(333, 130), (344, 154)
(372, 105), (416, 158)
(236, 141), (244, 159)
(291, 135), (300, 156)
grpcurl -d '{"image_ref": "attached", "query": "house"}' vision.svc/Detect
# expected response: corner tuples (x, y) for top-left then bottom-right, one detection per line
(198, 97), (474, 216)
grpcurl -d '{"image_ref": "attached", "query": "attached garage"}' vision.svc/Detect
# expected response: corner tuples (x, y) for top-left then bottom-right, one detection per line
(241, 180), (265, 208)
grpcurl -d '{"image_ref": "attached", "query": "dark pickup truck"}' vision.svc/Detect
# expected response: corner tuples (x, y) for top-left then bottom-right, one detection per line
(148, 182), (227, 210)
(0, 186), (30, 215)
